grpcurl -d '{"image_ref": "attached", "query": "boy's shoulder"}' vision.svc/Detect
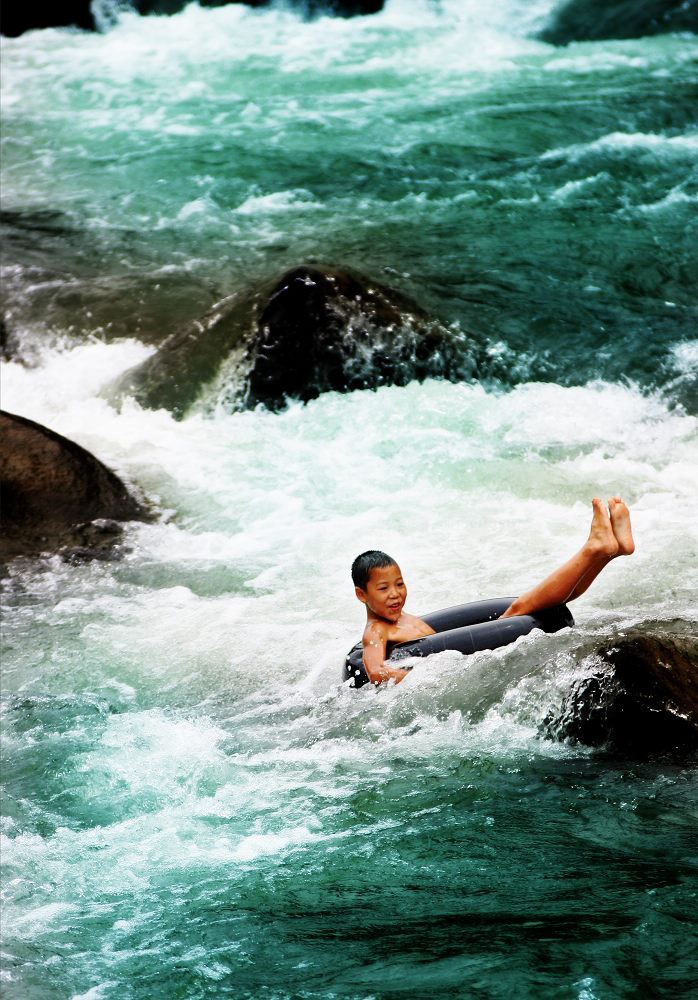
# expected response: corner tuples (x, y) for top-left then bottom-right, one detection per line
(362, 612), (429, 646)
(362, 617), (392, 643)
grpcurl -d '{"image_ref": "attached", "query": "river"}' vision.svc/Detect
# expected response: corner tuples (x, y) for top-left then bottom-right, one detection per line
(2, 2), (697, 998)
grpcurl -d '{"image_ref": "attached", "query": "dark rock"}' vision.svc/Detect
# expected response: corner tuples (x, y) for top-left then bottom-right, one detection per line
(0, 410), (149, 562)
(1, 1), (93, 36)
(244, 265), (469, 410)
(108, 264), (474, 418)
(0, 316), (9, 361)
(132, 0), (384, 17)
(1, 0), (384, 38)
(59, 519), (131, 564)
(108, 291), (253, 419)
(539, 0), (698, 45)
(541, 621), (698, 758)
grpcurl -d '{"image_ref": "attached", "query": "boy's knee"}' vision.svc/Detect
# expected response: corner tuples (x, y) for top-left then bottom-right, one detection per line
(501, 596), (527, 618)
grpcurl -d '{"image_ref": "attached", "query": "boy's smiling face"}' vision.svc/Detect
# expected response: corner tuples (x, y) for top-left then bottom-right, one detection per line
(356, 563), (407, 623)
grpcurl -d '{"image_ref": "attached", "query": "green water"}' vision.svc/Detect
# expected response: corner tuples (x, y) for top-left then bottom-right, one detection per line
(2, 5), (696, 392)
(2, 3), (698, 998)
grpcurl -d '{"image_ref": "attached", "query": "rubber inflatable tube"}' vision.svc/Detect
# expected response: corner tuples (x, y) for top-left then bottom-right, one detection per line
(344, 598), (574, 688)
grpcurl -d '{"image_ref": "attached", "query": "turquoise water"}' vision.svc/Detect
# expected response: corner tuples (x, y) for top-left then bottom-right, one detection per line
(2, 3), (698, 998)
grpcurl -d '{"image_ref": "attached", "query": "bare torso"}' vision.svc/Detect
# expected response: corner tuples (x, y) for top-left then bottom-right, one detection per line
(359, 611), (435, 684)
(363, 611), (435, 648)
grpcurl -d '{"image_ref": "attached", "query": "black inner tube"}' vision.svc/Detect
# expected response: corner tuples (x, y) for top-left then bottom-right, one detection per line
(344, 598), (574, 688)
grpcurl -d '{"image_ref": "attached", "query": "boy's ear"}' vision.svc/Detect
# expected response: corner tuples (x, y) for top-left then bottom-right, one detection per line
(355, 586), (368, 604)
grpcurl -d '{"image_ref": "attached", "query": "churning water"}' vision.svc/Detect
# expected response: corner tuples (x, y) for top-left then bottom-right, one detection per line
(2, 2), (698, 998)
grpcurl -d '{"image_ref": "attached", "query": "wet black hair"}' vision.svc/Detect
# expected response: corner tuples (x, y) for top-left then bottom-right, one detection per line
(351, 550), (397, 590)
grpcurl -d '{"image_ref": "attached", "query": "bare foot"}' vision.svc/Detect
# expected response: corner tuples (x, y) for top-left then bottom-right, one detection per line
(608, 496), (635, 555)
(586, 497), (619, 558)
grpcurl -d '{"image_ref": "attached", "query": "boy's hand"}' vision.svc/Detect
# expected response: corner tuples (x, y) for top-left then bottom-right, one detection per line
(366, 662), (412, 686)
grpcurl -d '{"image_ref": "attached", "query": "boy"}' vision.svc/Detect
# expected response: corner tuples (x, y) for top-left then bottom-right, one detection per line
(352, 497), (635, 685)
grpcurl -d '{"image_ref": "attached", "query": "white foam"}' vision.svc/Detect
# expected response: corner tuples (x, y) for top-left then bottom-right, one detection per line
(541, 131), (698, 163)
(670, 339), (698, 375)
(637, 186), (698, 214)
(234, 189), (323, 215)
(5, 352), (696, 716)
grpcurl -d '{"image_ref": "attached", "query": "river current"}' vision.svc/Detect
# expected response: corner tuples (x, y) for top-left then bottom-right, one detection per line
(2, 2), (698, 998)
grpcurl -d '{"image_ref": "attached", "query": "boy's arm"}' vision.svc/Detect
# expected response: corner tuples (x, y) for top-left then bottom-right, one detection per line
(362, 622), (411, 686)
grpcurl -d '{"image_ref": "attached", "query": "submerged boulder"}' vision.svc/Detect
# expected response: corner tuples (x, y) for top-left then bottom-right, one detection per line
(0, 1), (93, 36)
(131, 0), (385, 17)
(0, 410), (148, 562)
(0, 316), (9, 361)
(541, 621), (698, 757)
(244, 265), (467, 410)
(1, 0), (384, 37)
(108, 264), (473, 417)
(108, 291), (251, 419)
(539, 0), (698, 45)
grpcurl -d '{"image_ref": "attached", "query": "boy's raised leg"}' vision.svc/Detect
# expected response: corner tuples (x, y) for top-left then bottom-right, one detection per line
(500, 498), (634, 618)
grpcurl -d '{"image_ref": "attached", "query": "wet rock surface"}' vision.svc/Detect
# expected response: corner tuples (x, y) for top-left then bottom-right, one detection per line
(132, 0), (385, 17)
(1, 0), (93, 36)
(1, 410), (149, 562)
(109, 264), (474, 417)
(1, 0), (385, 37)
(108, 291), (251, 419)
(541, 621), (698, 758)
(538, 0), (698, 45)
(244, 265), (470, 410)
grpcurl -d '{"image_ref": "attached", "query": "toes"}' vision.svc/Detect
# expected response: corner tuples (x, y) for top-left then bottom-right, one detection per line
(592, 497), (610, 521)
(608, 497), (627, 516)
